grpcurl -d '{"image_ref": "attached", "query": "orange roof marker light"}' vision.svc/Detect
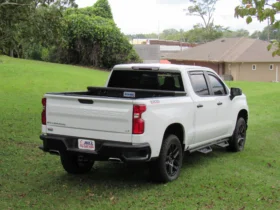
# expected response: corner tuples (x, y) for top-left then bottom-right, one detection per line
(160, 60), (171, 64)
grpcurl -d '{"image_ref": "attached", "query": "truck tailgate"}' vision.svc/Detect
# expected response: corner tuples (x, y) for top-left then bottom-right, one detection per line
(45, 95), (133, 143)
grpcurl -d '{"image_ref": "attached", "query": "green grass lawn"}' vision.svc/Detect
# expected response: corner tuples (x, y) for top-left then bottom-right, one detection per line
(0, 56), (280, 210)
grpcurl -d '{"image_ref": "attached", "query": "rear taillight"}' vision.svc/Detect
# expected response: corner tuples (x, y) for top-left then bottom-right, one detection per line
(41, 98), (46, 125)
(132, 105), (146, 134)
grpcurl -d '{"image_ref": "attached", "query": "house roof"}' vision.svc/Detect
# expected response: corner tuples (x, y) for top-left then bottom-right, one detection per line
(165, 37), (280, 63)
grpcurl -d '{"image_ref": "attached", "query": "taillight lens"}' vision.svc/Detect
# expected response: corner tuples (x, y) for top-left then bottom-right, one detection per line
(42, 98), (46, 125)
(132, 105), (146, 134)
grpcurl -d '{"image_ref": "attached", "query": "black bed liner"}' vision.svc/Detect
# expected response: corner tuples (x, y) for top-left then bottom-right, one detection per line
(47, 87), (187, 99)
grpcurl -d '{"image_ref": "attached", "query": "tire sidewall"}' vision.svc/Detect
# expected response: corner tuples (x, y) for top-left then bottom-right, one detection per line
(158, 134), (183, 182)
(230, 117), (247, 152)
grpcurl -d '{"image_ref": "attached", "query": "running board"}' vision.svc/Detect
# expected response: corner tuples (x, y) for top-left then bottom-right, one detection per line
(215, 141), (229, 148)
(189, 138), (229, 154)
(197, 146), (212, 154)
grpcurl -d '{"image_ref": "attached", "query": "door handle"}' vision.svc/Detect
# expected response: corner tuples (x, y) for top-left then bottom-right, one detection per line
(217, 102), (223, 106)
(78, 99), (94, 104)
(197, 104), (203, 108)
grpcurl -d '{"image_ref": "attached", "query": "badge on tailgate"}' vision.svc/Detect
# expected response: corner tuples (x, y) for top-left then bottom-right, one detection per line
(123, 91), (135, 98)
(78, 139), (95, 151)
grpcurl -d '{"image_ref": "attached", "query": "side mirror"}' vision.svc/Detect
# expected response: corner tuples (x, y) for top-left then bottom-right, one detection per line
(230, 87), (242, 100)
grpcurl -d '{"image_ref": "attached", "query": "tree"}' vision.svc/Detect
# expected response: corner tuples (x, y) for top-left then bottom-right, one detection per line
(92, 0), (113, 19)
(43, 0), (77, 8)
(261, 25), (280, 41)
(161, 29), (179, 37)
(184, 0), (219, 30)
(144, 33), (158, 39)
(62, 1), (140, 68)
(0, 0), (77, 8)
(184, 0), (224, 43)
(0, 0), (77, 57)
(160, 28), (184, 41)
(250, 26), (280, 41)
(0, 1), (31, 6)
(250, 30), (261, 39)
(0, 0), (34, 56)
(0, 0), (139, 67)
(184, 24), (226, 43)
(234, 0), (280, 56)
(223, 29), (250, 38)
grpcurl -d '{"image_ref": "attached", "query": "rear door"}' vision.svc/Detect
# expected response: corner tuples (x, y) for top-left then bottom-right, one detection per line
(189, 71), (220, 144)
(45, 95), (133, 142)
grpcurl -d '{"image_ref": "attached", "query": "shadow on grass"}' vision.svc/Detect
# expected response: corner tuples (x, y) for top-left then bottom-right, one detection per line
(183, 146), (232, 168)
(54, 146), (232, 188)
(61, 162), (152, 185)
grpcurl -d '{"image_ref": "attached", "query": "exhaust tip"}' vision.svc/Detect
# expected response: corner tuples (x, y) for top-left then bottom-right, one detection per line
(108, 158), (123, 163)
(49, 150), (60, 156)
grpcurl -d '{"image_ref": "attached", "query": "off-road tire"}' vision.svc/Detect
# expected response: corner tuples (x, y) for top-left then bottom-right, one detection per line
(149, 134), (183, 183)
(228, 117), (247, 152)
(60, 152), (94, 174)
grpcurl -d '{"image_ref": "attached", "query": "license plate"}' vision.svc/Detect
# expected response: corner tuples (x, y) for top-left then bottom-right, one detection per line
(78, 139), (95, 151)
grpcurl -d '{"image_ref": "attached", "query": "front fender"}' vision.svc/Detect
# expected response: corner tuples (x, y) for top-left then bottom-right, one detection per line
(229, 95), (249, 134)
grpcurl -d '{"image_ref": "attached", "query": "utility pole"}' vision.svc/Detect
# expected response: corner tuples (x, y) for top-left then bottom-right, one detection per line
(156, 0), (162, 41)
(268, 17), (270, 41)
(180, 30), (183, 51)
(158, 19), (160, 40)
(276, 66), (279, 82)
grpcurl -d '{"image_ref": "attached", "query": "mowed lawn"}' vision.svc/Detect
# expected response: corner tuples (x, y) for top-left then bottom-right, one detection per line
(0, 56), (280, 210)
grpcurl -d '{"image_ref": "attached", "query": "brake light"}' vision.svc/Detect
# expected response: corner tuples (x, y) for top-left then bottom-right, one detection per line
(132, 105), (146, 134)
(41, 98), (46, 125)
(132, 66), (159, 70)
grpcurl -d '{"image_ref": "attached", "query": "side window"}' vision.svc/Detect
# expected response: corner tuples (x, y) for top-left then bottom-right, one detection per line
(208, 74), (227, 96)
(190, 74), (210, 96)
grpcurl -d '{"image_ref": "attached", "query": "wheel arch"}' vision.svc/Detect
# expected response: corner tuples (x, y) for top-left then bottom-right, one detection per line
(163, 123), (185, 148)
(237, 109), (248, 125)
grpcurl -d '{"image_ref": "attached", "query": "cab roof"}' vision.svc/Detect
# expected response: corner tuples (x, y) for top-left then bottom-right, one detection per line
(113, 63), (216, 73)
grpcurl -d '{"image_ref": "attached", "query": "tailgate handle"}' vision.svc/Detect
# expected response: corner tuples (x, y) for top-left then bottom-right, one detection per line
(78, 99), (94, 104)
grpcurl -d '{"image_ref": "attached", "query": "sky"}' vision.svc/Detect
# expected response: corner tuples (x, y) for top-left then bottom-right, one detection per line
(76, 0), (268, 35)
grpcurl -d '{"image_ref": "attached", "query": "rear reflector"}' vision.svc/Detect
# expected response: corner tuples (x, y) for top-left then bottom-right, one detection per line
(42, 98), (46, 125)
(132, 104), (146, 134)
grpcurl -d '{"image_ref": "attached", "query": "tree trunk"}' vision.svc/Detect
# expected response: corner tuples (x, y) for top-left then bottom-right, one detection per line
(10, 48), (14, 57)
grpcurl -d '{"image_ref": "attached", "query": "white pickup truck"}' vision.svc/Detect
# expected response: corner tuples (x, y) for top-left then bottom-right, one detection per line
(39, 64), (249, 183)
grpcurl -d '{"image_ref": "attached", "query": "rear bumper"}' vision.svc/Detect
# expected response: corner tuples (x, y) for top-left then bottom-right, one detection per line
(39, 134), (151, 163)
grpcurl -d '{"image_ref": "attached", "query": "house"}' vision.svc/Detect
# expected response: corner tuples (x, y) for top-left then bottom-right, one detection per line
(165, 37), (280, 82)
(148, 40), (197, 60)
(130, 38), (158, 45)
(133, 44), (160, 63)
(133, 39), (196, 64)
